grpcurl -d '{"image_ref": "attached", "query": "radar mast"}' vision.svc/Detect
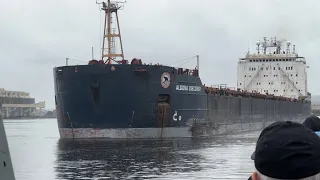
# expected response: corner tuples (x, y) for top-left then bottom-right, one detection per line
(97, 0), (126, 64)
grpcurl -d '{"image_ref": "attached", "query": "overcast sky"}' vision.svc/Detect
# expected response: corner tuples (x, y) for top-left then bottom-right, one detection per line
(0, 0), (319, 109)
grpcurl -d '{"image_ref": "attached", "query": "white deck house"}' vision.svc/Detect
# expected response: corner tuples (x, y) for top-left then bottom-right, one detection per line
(237, 37), (309, 99)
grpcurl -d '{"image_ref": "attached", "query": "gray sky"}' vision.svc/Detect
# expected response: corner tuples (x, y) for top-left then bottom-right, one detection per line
(0, 0), (319, 109)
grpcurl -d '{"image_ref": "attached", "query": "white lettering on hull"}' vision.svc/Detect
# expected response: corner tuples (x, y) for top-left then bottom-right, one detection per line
(176, 85), (201, 92)
(172, 111), (182, 121)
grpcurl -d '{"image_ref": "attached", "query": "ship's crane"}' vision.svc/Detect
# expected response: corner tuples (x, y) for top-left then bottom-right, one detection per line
(96, 0), (126, 64)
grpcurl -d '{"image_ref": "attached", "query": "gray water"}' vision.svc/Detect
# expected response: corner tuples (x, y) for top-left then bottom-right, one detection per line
(4, 118), (259, 180)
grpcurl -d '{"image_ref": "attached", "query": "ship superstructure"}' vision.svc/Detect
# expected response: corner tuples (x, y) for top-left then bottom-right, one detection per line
(237, 37), (309, 100)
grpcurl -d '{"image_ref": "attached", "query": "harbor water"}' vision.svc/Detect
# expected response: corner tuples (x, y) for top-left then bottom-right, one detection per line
(4, 118), (259, 180)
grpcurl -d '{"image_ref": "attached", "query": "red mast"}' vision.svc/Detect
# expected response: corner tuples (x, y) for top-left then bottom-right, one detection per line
(98, 0), (126, 64)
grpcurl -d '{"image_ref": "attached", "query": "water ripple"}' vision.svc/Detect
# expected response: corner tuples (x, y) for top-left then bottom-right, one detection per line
(5, 119), (259, 180)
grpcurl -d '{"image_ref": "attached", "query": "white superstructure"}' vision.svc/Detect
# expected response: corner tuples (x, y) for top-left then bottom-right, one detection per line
(237, 37), (309, 99)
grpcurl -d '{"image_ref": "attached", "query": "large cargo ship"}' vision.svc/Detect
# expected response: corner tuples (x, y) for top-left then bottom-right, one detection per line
(53, 0), (311, 138)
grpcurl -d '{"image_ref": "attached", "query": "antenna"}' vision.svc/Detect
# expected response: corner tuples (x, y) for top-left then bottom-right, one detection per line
(286, 41), (291, 54)
(256, 40), (260, 54)
(92, 47), (94, 59)
(96, 0), (126, 64)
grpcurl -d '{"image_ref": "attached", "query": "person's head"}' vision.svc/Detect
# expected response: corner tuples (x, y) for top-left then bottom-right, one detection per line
(250, 121), (320, 180)
(303, 115), (320, 132)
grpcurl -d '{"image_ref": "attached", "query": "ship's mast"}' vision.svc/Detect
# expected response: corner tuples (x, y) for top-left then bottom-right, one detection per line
(98, 0), (126, 64)
(256, 37), (287, 55)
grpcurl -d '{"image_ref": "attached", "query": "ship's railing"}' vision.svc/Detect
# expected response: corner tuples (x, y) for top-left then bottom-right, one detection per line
(171, 67), (199, 77)
(246, 53), (298, 58)
(204, 86), (309, 103)
(87, 58), (200, 76)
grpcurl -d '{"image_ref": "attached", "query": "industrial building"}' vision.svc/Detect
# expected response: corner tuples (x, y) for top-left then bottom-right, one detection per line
(0, 88), (45, 119)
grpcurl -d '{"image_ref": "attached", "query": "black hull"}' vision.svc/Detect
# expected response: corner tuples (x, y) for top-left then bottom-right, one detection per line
(53, 64), (311, 138)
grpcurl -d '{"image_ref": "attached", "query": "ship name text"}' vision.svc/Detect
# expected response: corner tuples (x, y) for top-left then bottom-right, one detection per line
(176, 85), (201, 92)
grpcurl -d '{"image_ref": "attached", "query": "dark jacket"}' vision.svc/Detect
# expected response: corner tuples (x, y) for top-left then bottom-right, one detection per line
(302, 115), (320, 132)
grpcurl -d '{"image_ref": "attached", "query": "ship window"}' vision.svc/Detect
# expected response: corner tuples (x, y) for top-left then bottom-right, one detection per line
(276, 59), (279, 61)
(296, 82), (298, 84)
(291, 74), (293, 76)
(296, 73), (298, 77)
(278, 67), (280, 70)
(250, 60), (252, 62)
(291, 66), (293, 70)
(266, 67), (269, 70)
(285, 67), (287, 70)
(291, 89), (293, 92)
(249, 75), (251, 77)
(249, 67), (251, 71)
(245, 75), (246, 77)
(273, 67), (275, 70)
(261, 67), (263, 70)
